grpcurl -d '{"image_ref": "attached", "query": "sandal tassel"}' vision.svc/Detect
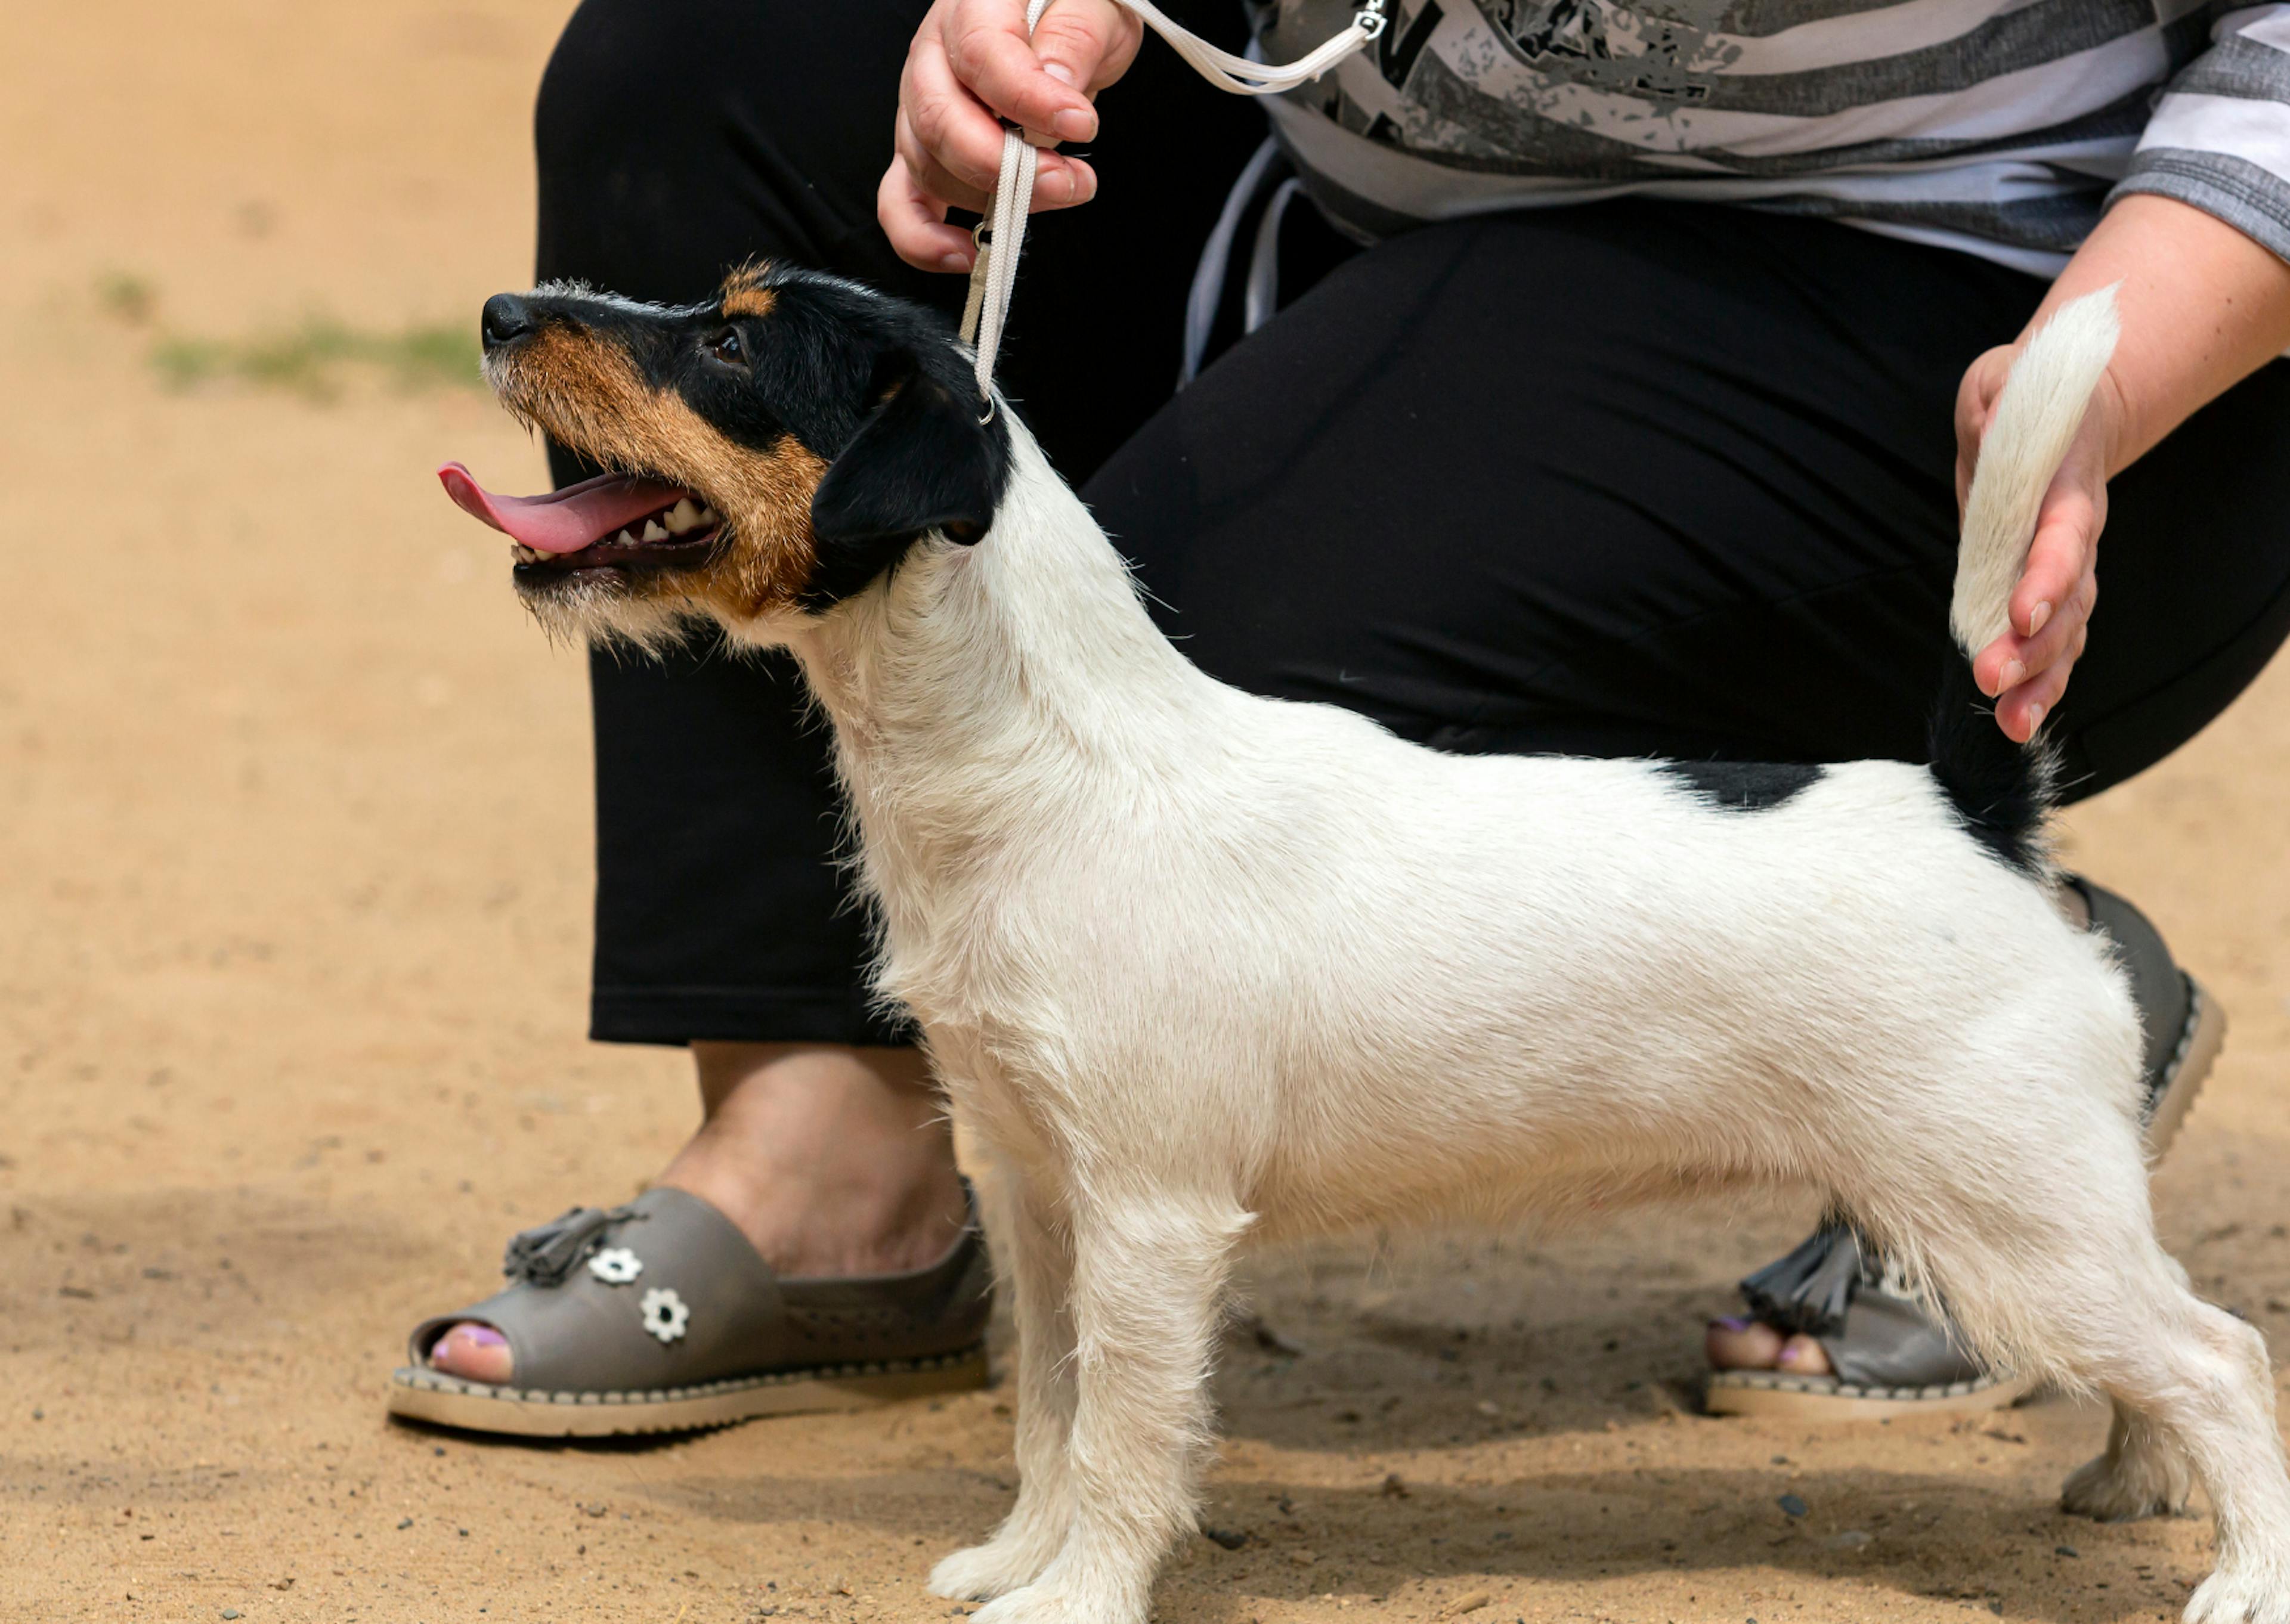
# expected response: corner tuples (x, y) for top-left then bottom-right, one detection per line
(502, 1204), (640, 1286)
(1739, 1221), (1864, 1337)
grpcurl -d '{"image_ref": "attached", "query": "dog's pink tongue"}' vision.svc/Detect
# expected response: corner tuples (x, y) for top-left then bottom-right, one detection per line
(438, 462), (688, 554)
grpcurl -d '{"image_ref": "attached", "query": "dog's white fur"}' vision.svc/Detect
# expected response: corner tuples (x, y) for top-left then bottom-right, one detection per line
(614, 290), (2290, 1623)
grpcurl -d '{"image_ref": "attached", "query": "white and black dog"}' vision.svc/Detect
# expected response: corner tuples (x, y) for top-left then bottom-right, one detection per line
(440, 265), (2290, 1624)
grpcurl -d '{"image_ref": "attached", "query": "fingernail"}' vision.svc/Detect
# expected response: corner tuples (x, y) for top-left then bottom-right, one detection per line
(1999, 659), (2026, 692)
(460, 1325), (507, 1347)
(2026, 702), (2047, 732)
(2028, 600), (2053, 636)
(939, 251), (973, 274)
(1042, 61), (1078, 87)
(1712, 1316), (1752, 1334)
(1053, 108), (1094, 142)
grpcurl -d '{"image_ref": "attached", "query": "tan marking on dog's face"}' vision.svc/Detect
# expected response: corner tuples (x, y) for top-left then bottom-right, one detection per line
(491, 322), (827, 622)
(721, 285), (776, 320)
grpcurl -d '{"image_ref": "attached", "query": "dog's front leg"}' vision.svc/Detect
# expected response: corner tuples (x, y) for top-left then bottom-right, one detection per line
(931, 1162), (1079, 1602)
(969, 1189), (1252, 1624)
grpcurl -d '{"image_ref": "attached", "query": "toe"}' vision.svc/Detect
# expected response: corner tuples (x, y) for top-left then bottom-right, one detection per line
(428, 1321), (513, 1383)
(1775, 1333), (1833, 1377)
(1707, 1316), (1785, 1370)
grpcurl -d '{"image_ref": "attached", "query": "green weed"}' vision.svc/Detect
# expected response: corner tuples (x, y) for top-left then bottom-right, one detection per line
(147, 314), (484, 402)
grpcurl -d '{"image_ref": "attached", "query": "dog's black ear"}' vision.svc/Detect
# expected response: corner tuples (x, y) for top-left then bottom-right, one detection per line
(811, 349), (1006, 554)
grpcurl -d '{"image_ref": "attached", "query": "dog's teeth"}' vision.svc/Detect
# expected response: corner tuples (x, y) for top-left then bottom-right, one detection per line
(695, 504), (718, 525)
(664, 498), (701, 535)
(641, 519), (669, 543)
(615, 528), (637, 546)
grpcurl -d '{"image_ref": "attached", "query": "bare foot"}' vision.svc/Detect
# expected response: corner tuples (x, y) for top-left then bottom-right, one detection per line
(427, 1042), (966, 1383)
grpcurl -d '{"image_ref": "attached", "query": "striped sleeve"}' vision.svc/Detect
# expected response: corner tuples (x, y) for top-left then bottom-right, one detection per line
(2112, 5), (2290, 261)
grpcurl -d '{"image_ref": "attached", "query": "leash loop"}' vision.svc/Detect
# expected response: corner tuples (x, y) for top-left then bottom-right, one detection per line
(960, 0), (1384, 403)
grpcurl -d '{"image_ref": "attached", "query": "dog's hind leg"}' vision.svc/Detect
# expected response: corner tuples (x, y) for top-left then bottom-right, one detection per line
(932, 1160), (1079, 1603)
(1897, 1137), (2290, 1623)
(2090, 1294), (2290, 1624)
(969, 1188), (1253, 1624)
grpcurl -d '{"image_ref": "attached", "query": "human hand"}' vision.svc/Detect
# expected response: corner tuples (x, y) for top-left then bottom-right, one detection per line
(879, 0), (1143, 273)
(1953, 343), (2127, 743)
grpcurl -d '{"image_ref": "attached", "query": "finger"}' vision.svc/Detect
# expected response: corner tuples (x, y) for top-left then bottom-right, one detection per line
(2009, 494), (2096, 638)
(1031, 2), (1141, 94)
(1976, 561), (2096, 697)
(945, 0), (1103, 140)
(903, 55), (1093, 209)
(878, 157), (977, 274)
(1995, 655), (2074, 744)
(905, 40), (1016, 196)
(1030, 155), (1096, 211)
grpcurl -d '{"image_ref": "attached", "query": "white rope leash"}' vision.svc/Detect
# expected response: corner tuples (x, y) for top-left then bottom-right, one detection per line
(960, 0), (1387, 407)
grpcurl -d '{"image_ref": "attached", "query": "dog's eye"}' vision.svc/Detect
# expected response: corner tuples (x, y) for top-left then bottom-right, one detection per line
(708, 327), (747, 365)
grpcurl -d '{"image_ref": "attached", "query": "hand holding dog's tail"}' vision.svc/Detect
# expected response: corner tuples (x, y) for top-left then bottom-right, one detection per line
(1926, 287), (2118, 874)
(1949, 287), (2120, 664)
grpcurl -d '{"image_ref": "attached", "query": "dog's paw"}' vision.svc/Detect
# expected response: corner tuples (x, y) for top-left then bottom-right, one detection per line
(2185, 1563), (2290, 1624)
(2062, 1449), (2194, 1523)
(970, 1579), (1141, 1624)
(928, 1539), (1053, 1603)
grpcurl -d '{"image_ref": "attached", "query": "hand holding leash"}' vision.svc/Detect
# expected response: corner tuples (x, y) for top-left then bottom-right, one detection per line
(878, 0), (1385, 402)
(881, 0), (1140, 276)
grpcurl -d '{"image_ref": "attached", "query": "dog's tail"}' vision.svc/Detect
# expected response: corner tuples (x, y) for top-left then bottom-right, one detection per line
(1926, 286), (2119, 875)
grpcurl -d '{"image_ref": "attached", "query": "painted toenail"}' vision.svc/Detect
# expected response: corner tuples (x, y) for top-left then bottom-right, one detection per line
(1713, 1316), (1752, 1333)
(460, 1325), (507, 1347)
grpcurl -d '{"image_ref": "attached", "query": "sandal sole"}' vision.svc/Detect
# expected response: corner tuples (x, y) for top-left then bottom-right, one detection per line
(385, 1344), (989, 1438)
(1704, 1368), (2036, 1421)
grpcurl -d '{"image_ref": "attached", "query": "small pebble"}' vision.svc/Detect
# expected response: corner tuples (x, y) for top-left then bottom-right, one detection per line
(1778, 1493), (1809, 1518)
(2056, 1545), (2081, 1558)
(221, 1612), (242, 1620)
(396, 1517), (413, 1530)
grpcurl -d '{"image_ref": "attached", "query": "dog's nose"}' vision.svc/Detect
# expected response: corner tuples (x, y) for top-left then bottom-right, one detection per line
(481, 293), (537, 351)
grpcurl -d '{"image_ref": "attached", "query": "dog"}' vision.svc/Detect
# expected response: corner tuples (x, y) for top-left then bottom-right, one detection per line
(439, 264), (2290, 1624)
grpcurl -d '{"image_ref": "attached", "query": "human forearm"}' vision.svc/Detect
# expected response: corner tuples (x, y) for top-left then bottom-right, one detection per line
(2028, 193), (2290, 475)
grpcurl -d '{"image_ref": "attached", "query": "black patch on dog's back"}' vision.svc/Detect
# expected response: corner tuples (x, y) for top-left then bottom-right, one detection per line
(1658, 759), (1824, 812)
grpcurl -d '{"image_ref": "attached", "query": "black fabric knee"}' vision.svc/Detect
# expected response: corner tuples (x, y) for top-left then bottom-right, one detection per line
(1085, 203), (2290, 798)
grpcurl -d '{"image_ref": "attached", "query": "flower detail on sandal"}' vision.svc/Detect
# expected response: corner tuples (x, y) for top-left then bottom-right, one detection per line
(588, 1246), (643, 1285)
(639, 1287), (689, 1344)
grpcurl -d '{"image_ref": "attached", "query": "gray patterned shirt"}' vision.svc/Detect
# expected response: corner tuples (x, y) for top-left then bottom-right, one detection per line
(1255, 0), (2290, 273)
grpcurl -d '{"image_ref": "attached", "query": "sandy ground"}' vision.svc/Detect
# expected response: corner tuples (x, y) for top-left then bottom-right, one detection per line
(5, 4), (2290, 1622)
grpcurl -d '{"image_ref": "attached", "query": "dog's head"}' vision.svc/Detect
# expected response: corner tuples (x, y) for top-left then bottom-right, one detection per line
(440, 265), (1011, 644)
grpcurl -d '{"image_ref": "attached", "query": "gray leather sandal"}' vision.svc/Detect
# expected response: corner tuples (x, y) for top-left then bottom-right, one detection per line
(386, 1185), (993, 1437)
(1706, 878), (2226, 1420)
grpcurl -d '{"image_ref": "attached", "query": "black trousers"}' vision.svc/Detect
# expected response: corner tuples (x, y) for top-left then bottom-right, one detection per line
(538, 0), (2290, 1048)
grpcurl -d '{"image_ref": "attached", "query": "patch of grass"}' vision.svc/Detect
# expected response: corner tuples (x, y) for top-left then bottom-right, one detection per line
(93, 271), (159, 326)
(148, 315), (484, 401)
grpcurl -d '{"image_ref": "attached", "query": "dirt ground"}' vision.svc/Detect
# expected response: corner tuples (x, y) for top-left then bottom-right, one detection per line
(5, 3), (2289, 1622)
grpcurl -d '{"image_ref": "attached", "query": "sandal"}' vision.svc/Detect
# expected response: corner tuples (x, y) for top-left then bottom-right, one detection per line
(386, 1184), (993, 1437)
(1705, 877), (2226, 1420)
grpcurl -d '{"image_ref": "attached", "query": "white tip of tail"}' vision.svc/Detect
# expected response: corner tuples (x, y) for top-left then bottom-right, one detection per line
(1949, 285), (2120, 661)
